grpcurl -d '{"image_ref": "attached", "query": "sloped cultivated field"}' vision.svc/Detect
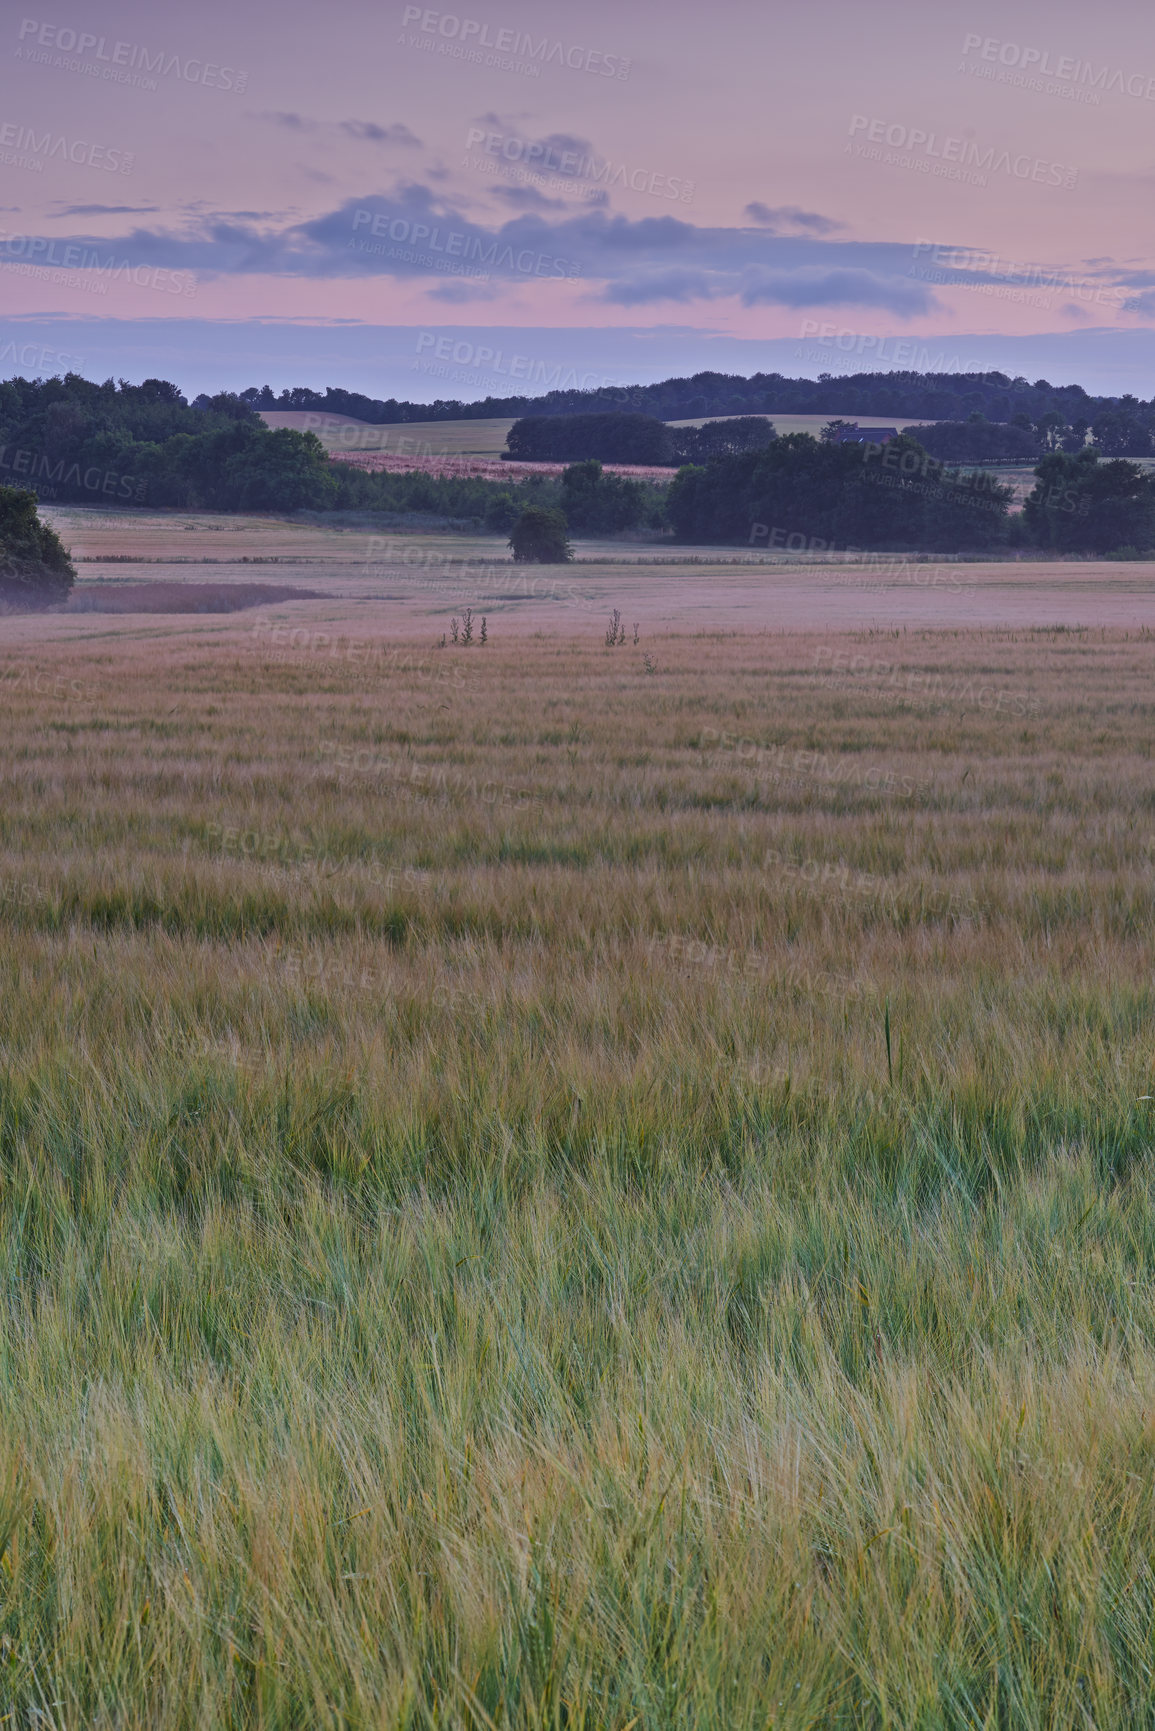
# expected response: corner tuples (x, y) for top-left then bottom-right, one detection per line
(261, 411), (516, 456)
(1, 607), (1155, 1726)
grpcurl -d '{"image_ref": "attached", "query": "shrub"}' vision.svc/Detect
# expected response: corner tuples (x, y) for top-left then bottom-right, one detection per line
(0, 486), (75, 608)
(509, 506), (573, 563)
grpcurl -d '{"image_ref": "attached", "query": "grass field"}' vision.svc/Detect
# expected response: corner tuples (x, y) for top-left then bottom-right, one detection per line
(665, 413), (938, 439)
(262, 412), (516, 457)
(2, 526), (1155, 1724)
(38, 504), (1155, 634)
(265, 409), (935, 457)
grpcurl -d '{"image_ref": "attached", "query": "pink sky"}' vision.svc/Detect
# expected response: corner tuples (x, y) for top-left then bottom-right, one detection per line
(3, 0), (1154, 391)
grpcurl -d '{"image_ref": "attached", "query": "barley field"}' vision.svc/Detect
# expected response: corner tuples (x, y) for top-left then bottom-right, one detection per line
(2, 567), (1155, 1724)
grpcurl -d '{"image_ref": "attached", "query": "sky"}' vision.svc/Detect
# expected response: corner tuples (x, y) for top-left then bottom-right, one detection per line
(3, 0), (1155, 399)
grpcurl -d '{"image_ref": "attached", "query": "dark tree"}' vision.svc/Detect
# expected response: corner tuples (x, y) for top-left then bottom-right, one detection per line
(506, 412), (673, 464)
(509, 506), (573, 563)
(1024, 449), (1155, 551)
(1090, 409), (1151, 457)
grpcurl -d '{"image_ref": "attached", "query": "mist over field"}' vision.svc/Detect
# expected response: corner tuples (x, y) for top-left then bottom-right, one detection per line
(3, 0), (1155, 1724)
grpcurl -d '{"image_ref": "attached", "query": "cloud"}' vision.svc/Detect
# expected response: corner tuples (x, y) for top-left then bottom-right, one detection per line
(254, 112), (422, 148)
(739, 267), (937, 314)
(257, 110), (314, 130)
(601, 264), (936, 316)
(426, 279), (502, 302)
(471, 115), (594, 161)
(491, 185), (570, 212)
(52, 204), (160, 217)
(7, 193), (978, 317)
(744, 203), (845, 235)
(602, 269), (720, 305)
(339, 120), (422, 147)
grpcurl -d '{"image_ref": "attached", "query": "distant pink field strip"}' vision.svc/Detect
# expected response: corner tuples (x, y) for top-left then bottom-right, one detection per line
(330, 451), (676, 482)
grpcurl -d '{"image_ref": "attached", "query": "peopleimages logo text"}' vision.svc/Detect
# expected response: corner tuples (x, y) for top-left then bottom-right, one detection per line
(0, 232), (195, 295)
(414, 334), (618, 390)
(0, 341), (85, 372)
(465, 126), (692, 201)
(910, 242), (1126, 309)
(0, 446), (145, 500)
(351, 210), (582, 279)
(15, 19), (248, 91)
(797, 321), (1017, 373)
(0, 122), (132, 172)
(848, 116), (1077, 187)
(400, 8), (630, 77)
(960, 33), (1155, 100)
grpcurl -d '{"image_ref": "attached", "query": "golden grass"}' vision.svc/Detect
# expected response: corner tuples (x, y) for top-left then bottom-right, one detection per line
(1, 610), (1154, 1725)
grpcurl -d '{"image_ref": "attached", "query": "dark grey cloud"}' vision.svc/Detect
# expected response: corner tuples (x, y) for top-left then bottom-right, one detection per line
(602, 269), (719, 305)
(471, 115), (594, 160)
(490, 185), (570, 212)
(739, 266), (936, 314)
(426, 279), (501, 302)
(51, 204), (161, 217)
(339, 120), (422, 147)
(600, 264), (937, 317)
(255, 112), (422, 147)
(744, 203), (845, 235)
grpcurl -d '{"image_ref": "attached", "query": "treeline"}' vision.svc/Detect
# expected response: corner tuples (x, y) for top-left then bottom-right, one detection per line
(0, 373), (673, 528)
(6, 374), (1155, 555)
(900, 420), (1043, 462)
(668, 433), (1155, 554)
(505, 413), (776, 465)
(669, 434), (1014, 552)
(240, 371), (1155, 451)
(0, 374), (339, 511)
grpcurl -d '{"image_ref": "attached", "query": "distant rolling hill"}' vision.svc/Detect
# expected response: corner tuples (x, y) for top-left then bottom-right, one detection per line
(264, 408), (941, 462)
(261, 411), (514, 456)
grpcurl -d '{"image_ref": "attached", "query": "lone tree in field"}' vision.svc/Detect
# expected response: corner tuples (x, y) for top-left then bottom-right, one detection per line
(508, 505), (572, 564)
(0, 487), (75, 608)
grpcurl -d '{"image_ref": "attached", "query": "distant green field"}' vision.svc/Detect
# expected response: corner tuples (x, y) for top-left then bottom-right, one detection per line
(666, 412), (939, 438)
(262, 411), (514, 456)
(267, 408), (941, 458)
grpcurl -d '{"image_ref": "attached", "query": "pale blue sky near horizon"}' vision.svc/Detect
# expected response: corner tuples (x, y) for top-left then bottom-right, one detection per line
(5, 317), (1154, 402)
